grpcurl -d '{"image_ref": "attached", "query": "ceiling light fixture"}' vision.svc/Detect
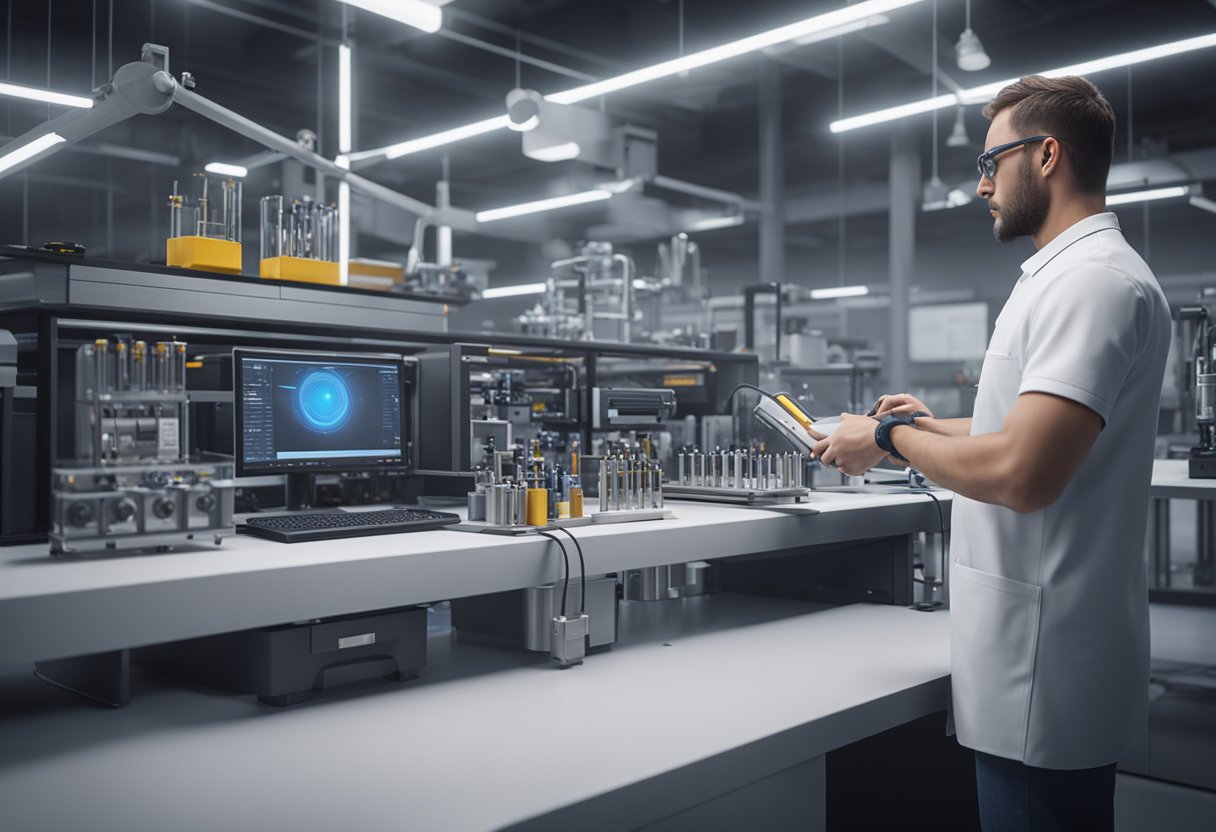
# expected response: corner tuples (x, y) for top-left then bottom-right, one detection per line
(505, 88), (542, 132)
(954, 0), (990, 72)
(354, 116), (511, 162)
(524, 141), (581, 162)
(475, 189), (612, 223)
(792, 15), (890, 47)
(688, 215), (745, 231)
(546, 0), (921, 105)
(482, 282), (547, 299)
(334, 0), (442, 34)
(338, 43), (353, 153)
(1191, 195), (1216, 216)
(832, 32), (1216, 133)
(0, 80), (94, 109)
(1105, 185), (1191, 206)
(946, 106), (970, 147)
(811, 285), (869, 299)
(0, 132), (66, 174)
(203, 162), (248, 178)
(352, 0), (924, 162)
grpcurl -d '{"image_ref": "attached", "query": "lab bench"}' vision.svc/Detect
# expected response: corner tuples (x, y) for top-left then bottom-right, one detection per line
(0, 491), (954, 832)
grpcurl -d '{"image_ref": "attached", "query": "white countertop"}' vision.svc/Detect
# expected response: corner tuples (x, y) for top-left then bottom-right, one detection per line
(0, 597), (951, 832)
(0, 490), (950, 666)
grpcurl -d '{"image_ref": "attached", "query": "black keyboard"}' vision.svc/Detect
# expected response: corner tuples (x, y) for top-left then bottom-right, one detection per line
(238, 508), (461, 543)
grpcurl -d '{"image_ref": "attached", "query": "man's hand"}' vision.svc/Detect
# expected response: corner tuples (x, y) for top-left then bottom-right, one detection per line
(873, 393), (934, 418)
(808, 413), (889, 476)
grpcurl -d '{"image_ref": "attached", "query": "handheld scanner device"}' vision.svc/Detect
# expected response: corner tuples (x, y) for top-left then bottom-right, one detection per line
(752, 392), (838, 454)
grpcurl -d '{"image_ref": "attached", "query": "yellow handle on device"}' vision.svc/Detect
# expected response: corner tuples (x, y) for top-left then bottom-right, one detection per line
(774, 394), (814, 429)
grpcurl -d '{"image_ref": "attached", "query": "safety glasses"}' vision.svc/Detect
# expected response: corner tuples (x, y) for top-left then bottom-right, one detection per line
(976, 135), (1052, 178)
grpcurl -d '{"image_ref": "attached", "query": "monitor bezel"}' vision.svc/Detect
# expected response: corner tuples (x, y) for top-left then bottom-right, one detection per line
(233, 348), (410, 477)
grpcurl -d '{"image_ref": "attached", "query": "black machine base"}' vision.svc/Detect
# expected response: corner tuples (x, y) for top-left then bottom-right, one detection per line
(1189, 454), (1216, 479)
(138, 606), (427, 706)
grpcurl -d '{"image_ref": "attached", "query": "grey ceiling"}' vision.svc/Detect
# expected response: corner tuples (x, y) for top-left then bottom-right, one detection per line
(2, 0), (1215, 267)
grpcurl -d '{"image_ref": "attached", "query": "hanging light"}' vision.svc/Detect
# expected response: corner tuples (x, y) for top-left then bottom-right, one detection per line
(946, 106), (970, 147)
(955, 0), (990, 71)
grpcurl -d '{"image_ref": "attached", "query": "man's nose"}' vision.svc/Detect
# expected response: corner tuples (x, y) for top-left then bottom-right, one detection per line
(976, 174), (993, 199)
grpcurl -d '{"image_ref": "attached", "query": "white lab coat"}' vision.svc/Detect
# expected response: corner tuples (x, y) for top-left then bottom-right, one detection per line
(950, 213), (1171, 769)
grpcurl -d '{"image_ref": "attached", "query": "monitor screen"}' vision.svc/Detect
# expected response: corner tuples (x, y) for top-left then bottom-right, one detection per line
(234, 350), (407, 475)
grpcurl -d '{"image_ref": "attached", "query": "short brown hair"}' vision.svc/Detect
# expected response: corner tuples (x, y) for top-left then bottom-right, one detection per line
(982, 75), (1115, 194)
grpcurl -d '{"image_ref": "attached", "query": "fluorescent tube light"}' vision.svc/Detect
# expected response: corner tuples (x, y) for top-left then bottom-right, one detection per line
(1105, 186), (1190, 206)
(355, 116), (511, 161)
(1191, 196), (1216, 216)
(832, 32), (1216, 133)
(354, 0), (922, 161)
(811, 285), (869, 299)
(337, 154), (351, 285)
(688, 215), (745, 231)
(0, 80), (93, 109)
(335, 0), (441, 34)
(339, 43), (353, 154)
(831, 94), (957, 133)
(548, 0), (921, 105)
(475, 189), (611, 223)
(482, 282), (547, 299)
(0, 132), (66, 174)
(203, 162), (248, 178)
(793, 15), (889, 47)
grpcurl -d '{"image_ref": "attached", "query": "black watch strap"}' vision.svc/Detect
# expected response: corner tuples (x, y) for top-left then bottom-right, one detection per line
(875, 414), (918, 460)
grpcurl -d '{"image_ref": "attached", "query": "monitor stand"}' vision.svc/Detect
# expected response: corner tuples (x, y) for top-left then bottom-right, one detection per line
(284, 473), (316, 511)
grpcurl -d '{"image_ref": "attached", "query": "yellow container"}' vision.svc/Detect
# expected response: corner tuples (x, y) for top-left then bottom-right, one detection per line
(526, 487), (548, 527)
(166, 236), (242, 274)
(259, 256), (341, 285)
(569, 487), (583, 519)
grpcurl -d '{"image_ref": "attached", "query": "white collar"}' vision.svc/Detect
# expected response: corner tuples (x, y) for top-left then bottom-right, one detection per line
(1020, 212), (1121, 277)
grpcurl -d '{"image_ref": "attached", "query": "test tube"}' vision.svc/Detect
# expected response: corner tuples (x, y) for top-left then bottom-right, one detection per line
(131, 341), (147, 392)
(260, 195), (284, 261)
(174, 341), (188, 392)
(168, 181), (183, 238)
(93, 339), (110, 394)
(599, 462), (608, 513)
(223, 177), (242, 243)
(114, 341), (129, 392)
(154, 342), (170, 392)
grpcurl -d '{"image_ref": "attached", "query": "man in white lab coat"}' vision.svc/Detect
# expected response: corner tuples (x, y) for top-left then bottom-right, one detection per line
(808, 75), (1171, 831)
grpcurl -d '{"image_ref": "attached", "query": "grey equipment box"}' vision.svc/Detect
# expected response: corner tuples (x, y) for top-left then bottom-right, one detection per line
(451, 575), (618, 653)
(138, 606), (427, 706)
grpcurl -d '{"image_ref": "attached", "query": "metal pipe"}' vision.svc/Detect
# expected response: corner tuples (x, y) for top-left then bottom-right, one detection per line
(612, 253), (633, 342)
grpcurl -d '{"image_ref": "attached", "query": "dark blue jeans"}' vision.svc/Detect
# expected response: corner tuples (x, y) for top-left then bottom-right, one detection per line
(975, 751), (1116, 832)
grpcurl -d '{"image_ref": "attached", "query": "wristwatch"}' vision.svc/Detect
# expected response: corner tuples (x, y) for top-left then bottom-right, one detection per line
(874, 411), (930, 461)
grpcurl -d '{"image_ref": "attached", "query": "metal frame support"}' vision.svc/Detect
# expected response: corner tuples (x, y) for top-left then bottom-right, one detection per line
(758, 60), (785, 286)
(888, 123), (918, 394)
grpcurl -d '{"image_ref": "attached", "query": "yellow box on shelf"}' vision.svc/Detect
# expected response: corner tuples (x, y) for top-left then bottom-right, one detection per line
(166, 236), (242, 275)
(348, 258), (404, 291)
(259, 256), (341, 285)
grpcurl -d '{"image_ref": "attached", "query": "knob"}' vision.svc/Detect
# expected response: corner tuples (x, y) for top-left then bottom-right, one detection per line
(152, 497), (176, 519)
(112, 499), (137, 523)
(67, 501), (95, 528)
(195, 492), (216, 513)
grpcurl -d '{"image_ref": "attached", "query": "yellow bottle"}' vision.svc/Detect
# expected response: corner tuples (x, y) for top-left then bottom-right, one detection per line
(526, 487), (548, 527)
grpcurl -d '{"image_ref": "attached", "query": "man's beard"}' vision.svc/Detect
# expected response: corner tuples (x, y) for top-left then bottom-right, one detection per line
(991, 155), (1050, 243)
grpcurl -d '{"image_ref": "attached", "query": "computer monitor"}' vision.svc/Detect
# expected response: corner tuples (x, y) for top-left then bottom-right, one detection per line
(234, 349), (409, 508)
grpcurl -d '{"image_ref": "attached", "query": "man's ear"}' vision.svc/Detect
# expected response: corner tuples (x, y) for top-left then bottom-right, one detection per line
(1041, 137), (1059, 176)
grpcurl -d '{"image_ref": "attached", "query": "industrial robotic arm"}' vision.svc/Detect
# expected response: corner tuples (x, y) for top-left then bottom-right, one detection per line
(0, 44), (476, 232)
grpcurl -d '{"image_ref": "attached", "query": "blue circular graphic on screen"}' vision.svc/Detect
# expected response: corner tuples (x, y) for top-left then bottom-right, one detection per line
(294, 370), (351, 433)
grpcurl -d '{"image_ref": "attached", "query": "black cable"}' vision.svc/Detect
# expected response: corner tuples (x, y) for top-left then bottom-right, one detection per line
(727, 382), (824, 421)
(535, 531), (571, 618)
(553, 526), (587, 615)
